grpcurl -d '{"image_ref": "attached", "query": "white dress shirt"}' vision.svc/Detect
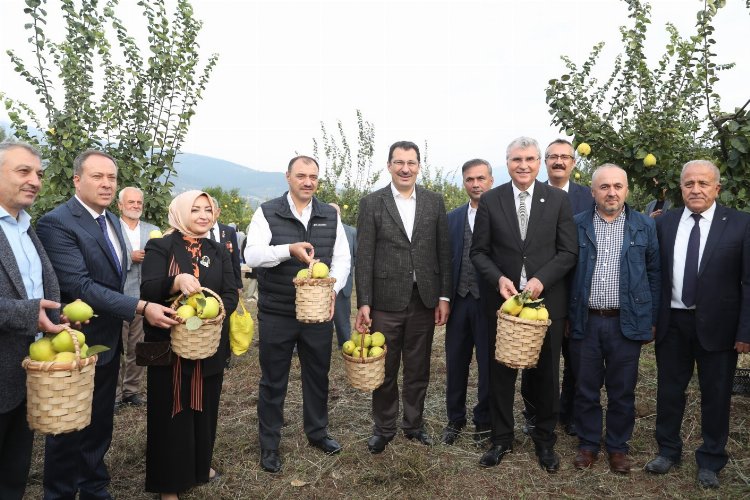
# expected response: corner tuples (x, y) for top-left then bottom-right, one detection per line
(121, 219), (142, 251)
(467, 203), (478, 232)
(75, 195), (123, 264)
(390, 183), (416, 241)
(671, 203), (715, 309)
(244, 193), (350, 294)
(209, 221), (221, 242)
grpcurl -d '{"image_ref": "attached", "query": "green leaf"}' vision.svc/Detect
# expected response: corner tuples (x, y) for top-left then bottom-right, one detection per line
(185, 316), (203, 331)
(85, 345), (111, 356)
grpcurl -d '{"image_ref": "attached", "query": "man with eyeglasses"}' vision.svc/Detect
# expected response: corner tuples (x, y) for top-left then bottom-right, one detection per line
(471, 136), (577, 472)
(355, 141), (451, 454)
(522, 139), (592, 438)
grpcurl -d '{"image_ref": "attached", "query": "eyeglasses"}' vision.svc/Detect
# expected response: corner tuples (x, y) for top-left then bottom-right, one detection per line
(509, 156), (539, 165)
(390, 160), (419, 168)
(545, 154), (574, 162)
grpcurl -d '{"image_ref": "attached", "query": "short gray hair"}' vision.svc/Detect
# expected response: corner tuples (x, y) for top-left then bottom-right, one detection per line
(118, 186), (144, 203)
(680, 160), (720, 184)
(591, 163), (628, 186)
(506, 137), (540, 159)
(0, 141), (42, 168)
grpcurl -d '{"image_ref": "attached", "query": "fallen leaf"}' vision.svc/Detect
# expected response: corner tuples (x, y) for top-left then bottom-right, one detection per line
(290, 479), (308, 487)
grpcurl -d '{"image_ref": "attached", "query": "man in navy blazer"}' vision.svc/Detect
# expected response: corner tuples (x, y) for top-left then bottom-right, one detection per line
(644, 160), (750, 489)
(442, 159), (494, 446)
(523, 139), (593, 437)
(36, 150), (177, 499)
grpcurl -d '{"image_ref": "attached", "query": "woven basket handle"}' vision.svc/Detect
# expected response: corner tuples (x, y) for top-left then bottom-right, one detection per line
(359, 326), (369, 360)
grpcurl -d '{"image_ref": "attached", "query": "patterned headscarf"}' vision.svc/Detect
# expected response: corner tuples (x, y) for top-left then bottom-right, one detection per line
(167, 190), (217, 238)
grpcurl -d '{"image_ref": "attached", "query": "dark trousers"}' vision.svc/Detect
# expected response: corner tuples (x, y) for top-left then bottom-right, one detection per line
(488, 317), (564, 450)
(145, 365), (224, 493)
(333, 291), (353, 347)
(445, 293), (490, 427)
(569, 315), (641, 453)
(655, 309), (738, 472)
(521, 332), (576, 426)
(0, 401), (34, 500)
(371, 286), (435, 438)
(257, 311), (333, 450)
(44, 356), (119, 500)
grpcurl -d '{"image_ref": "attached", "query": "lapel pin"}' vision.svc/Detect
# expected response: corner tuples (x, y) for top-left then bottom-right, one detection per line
(200, 256), (211, 268)
(540, 198), (545, 203)
(722, 216), (727, 220)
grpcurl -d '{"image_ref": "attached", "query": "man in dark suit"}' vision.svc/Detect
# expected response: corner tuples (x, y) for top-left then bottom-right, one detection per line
(470, 136), (577, 472)
(644, 160), (750, 489)
(36, 150), (177, 499)
(209, 199), (243, 291)
(329, 203), (357, 347)
(0, 142), (66, 500)
(523, 138), (592, 437)
(442, 159), (494, 446)
(355, 140), (452, 454)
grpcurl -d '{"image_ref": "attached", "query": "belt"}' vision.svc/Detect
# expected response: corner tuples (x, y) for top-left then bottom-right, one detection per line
(588, 308), (620, 318)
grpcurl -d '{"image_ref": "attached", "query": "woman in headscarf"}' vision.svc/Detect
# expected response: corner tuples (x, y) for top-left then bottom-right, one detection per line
(140, 190), (239, 499)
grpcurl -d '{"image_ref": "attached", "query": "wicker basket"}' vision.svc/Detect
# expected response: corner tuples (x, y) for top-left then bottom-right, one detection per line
(733, 368), (750, 396)
(22, 331), (97, 435)
(170, 287), (225, 360)
(293, 260), (336, 323)
(342, 330), (387, 391)
(495, 311), (551, 369)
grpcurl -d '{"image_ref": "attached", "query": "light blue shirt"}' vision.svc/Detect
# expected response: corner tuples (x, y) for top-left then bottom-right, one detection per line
(0, 207), (44, 300)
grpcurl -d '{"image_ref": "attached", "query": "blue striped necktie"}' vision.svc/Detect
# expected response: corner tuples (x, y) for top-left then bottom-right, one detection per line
(96, 215), (122, 276)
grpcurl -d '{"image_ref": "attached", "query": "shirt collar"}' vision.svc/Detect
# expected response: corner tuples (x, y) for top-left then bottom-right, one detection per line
(511, 181), (535, 201)
(75, 194), (106, 219)
(682, 202), (716, 223)
(286, 192), (312, 215)
(390, 183), (416, 200)
(0, 206), (31, 230)
(467, 202), (477, 215)
(594, 206), (626, 224)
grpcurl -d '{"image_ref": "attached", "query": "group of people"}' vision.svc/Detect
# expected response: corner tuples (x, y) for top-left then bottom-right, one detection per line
(0, 134), (747, 499)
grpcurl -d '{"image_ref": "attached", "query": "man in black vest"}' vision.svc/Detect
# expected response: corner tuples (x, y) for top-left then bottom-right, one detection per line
(244, 156), (351, 473)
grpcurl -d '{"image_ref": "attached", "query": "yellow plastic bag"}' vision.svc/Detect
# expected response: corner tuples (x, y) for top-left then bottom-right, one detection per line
(229, 302), (254, 355)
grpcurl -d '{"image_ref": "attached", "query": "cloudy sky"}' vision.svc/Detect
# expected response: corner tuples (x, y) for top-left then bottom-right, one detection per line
(1, 0), (748, 183)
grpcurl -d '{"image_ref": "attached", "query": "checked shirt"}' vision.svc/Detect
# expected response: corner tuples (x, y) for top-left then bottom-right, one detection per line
(588, 208), (625, 310)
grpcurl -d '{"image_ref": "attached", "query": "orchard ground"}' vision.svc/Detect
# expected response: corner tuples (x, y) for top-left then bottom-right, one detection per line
(24, 293), (750, 499)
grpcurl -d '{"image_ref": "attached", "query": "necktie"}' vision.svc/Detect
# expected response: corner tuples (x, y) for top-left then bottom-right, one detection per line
(681, 213), (701, 307)
(210, 227), (217, 242)
(518, 191), (529, 240)
(518, 191), (529, 287)
(96, 215), (122, 276)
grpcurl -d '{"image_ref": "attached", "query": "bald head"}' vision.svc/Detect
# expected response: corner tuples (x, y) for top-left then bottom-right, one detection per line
(591, 164), (629, 220)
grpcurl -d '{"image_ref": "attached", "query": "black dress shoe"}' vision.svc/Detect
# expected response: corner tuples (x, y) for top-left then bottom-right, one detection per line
(697, 468), (720, 489)
(537, 448), (560, 473)
(441, 421), (465, 445)
(644, 455), (678, 474)
(562, 422), (577, 436)
(122, 394), (146, 406)
(367, 435), (392, 454)
(479, 444), (512, 467)
(308, 435), (342, 455)
(473, 423), (492, 446)
(404, 429), (433, 446)
(261, 449), (281, 473)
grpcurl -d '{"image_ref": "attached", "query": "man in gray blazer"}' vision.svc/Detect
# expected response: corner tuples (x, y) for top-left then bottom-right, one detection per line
(115, 186), (160, 407)
(0, 142), (65, 500)
(355, 141), (452, 454)
(329, 203), (357, 347)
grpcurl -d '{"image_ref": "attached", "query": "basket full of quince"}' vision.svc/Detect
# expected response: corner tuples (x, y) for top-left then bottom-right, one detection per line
(496, 291), (551, 369)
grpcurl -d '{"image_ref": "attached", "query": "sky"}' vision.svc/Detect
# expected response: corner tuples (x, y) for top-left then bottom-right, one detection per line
(1, 0), (748, 185)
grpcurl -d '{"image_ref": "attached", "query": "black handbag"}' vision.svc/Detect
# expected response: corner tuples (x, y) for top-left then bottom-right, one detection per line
(135, 341), (175, 366)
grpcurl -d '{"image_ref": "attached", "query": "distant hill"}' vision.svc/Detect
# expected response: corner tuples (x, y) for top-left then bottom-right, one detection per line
(172, 153), (286, 206)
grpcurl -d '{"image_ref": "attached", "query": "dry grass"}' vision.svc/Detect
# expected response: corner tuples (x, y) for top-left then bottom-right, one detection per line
(23, 297), (750, 499)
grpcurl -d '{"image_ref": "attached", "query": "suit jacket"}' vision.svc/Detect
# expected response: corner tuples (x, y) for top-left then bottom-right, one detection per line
(218, 223), (243, 290)
(340, 224), (357, 298)
(121, 219), (159, 298)
(36, 197), (139, 365)
(470, 180), (578, 320)
(356, 184), (451, 311)
(0, 220), (60, 413)
(140, 232), (239, 376)
(655, 204), (750, 350)
(567, 180), (593, 215)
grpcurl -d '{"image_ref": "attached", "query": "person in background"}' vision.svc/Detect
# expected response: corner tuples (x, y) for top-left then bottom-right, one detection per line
(442, 159), (494, 446)
(0, 142), (65, 500)
(328, 202), (357, 348)
(116, 186), (160, 407)
(140, 190), (238, 499)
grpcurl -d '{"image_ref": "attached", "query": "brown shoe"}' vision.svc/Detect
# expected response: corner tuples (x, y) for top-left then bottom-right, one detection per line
(608, 452), (631, 474)
(573, 449), (598, 469)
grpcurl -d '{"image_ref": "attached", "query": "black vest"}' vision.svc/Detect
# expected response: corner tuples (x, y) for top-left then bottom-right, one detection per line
(257, 194), (338, 317)
(456, 214), (480, 299)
